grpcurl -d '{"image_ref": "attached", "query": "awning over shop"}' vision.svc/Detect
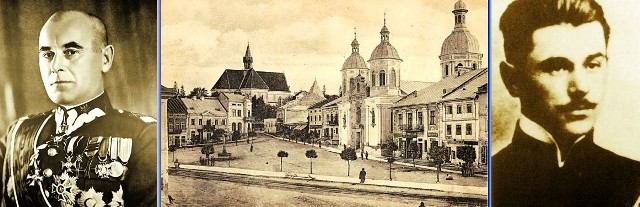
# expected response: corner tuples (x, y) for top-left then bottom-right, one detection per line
(293, 125), (307, 130)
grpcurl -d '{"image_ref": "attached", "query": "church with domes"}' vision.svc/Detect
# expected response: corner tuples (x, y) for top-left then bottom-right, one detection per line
(336, 14), (409, 155)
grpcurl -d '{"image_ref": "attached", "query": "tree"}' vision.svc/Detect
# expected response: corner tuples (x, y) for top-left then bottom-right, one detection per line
(232, 130), (241, 141)
(277, 150), (289, 172)
(168, 145), (176, 162)
(179, 85), (186, 97)
(429, 145), (449, 183)
(305, 149), (318, 174)
(409, 142), (420, 168)
(457, 146), (477, 177)
(381, 140), (398, 157)
(212, 129), (226, 143)
(252, 96), (277, 120)
(201, 144), (214, 159)
(188, 87), (209, 98)
(340, 147), (358, 176)
(387, 156), (396, 180)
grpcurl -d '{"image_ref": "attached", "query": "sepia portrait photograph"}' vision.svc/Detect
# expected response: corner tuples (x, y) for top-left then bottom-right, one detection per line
(491, 0), (640, 206)
(161, 0), (488, 206)
(0, 0), (158, 206)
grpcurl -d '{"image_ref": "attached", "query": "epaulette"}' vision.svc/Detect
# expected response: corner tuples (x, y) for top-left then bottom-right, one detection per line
(115, 109), (156, 123)
(20, 110), (52, 120)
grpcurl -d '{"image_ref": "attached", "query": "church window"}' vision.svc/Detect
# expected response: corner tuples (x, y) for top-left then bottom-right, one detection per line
(380, 71), (386, 86)
(371, 73), (376, 86)
(390, 69), (396, 86)
(356, 107), (361, 124)
(371, 109), (375, 125)
(445, 65), (449, 76)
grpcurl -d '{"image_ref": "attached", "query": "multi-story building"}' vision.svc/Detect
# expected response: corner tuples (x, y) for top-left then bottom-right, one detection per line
(167, 98), (188, 147)
(182, 96), (228, 144)
(211, 44), (291, 106)
(218, 92), (253, 134)
(321, 98), (341, 145)
(391, 0), (486, 165)
(264, 118), (277, 134)
(307, 97), (337, 138)
(278, 80), (325, 132)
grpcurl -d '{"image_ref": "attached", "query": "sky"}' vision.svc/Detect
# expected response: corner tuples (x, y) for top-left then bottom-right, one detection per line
(161, 0), (488, 95)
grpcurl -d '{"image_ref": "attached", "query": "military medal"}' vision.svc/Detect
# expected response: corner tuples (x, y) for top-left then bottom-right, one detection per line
(109, 162), (124, 177)
(43, 168), (53, 177)
(48, 147), (58, 157)
(95, 163), (110, 178)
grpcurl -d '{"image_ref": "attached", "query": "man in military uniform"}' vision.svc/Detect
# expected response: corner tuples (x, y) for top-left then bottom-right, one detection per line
(1, 11), (156, 206)
(493, 0), (640, 206)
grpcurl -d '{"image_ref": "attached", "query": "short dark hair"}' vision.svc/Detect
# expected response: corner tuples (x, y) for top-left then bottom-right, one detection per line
(500, 0), (610, 67)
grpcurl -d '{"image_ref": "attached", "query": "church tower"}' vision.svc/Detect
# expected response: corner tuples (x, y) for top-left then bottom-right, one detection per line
(243, 43), (253, 69)
(341, 29), (370, 98)
(368, 14), (402, 97)
(439, 0), (483, 79)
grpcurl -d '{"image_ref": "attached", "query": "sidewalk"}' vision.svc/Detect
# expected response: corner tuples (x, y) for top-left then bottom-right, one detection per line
(178, 164), (487, 196)
(262, 133), (487, 178)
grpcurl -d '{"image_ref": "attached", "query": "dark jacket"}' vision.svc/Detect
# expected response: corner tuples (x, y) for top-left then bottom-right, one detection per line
(492, 124), (640, 207)
(1, 93), (156, 206)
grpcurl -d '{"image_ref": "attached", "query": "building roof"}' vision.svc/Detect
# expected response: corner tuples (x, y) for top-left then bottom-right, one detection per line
(370, 41), (401, 61)
(400, 80), (434, 95)
(343, 52), (368, 70)
(440, 0), (479, 56)
(321, 97), (343, 109)
(441, 70), (487, 101)
(309, 96), (338, 109)
(221, 92), (247, 103)
(212, 69), (290, 92)
(180, 97), (227, 116)
(167, 97), (187, 114)
(394, 68), (487, 107)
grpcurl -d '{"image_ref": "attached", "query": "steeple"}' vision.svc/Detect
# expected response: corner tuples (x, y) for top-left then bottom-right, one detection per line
(243, 43), (253, 69)
(380, 12), (390, 42)
(351, 27), (359, 53)
(309, 78), (322, 96)
(453, 0), (468, 29)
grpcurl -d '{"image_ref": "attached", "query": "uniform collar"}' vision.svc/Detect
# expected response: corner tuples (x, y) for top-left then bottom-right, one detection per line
(54, 92), (111, 135)
(518, 114), (588, 168)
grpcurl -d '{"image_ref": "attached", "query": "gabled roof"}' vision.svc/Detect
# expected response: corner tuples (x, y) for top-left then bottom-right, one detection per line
(167, 98), (188, 114)
(394, 68), (487, 107)
(321, 97), (343, 108)
(400, 80), (434, 95)
(442, 71), (488, 101)
(212, 69), (290, 92)
(309, 96), (338, 109)
(221, 92), (247, 103)
(256, 71), (290, 91)
(240, 69), (269, 89)
(180, 98), (227, 116)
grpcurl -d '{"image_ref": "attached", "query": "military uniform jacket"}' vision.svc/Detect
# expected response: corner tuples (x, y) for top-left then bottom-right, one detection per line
(1, 94), (156, 207)
(492, 123), (640, 207)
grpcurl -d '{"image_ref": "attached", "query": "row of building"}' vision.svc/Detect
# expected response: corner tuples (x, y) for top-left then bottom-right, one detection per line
(263, 0), (487, 166)
(163, 0), (487, 166)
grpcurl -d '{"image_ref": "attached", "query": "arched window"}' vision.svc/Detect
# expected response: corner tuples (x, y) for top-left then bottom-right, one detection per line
(379, 70), (386, 86)
(473, 63), (477, 69)
(390, 69), (396, 86)
(238, 123), (243, 132)
(356, 107), (361, 124)
(371, 73), (376, 86)
(232, 123), (236, 131)
(445, 65), (449, 76)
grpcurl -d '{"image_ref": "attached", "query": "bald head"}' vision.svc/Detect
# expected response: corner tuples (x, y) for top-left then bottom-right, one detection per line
(44, 11), (108, 52)
(38, 10), (115, 106)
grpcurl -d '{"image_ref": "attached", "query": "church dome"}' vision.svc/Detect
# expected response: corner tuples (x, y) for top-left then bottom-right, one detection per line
(440, 29), (480, 56)
(370, 42), (401, 61)
(454, 0), (466, 10)
(343, 53), (368, 69)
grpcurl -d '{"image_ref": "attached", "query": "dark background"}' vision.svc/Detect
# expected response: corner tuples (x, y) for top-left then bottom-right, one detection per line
(0, 0), (157, 138)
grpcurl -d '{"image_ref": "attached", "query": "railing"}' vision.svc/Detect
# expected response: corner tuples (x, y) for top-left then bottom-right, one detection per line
(244, 117), (255, 122)
(327, 120), (338, 126)
(169, 128), (184, 134)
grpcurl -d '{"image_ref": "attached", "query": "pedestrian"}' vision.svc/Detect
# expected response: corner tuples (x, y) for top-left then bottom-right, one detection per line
(319, 141), (322, 148)
(359, 168), (367, 183)
(365, 151), (369, 160)
(250, 145), (254, 152)
(361, 151), (364, 160)
(418, 201), (425, 207)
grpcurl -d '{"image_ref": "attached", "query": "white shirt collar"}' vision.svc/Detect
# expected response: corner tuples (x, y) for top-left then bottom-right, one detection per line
(518, 114), (586, 168)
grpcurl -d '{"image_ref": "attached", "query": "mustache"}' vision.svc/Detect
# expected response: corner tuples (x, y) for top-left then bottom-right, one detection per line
(556, 99), (597, 112)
